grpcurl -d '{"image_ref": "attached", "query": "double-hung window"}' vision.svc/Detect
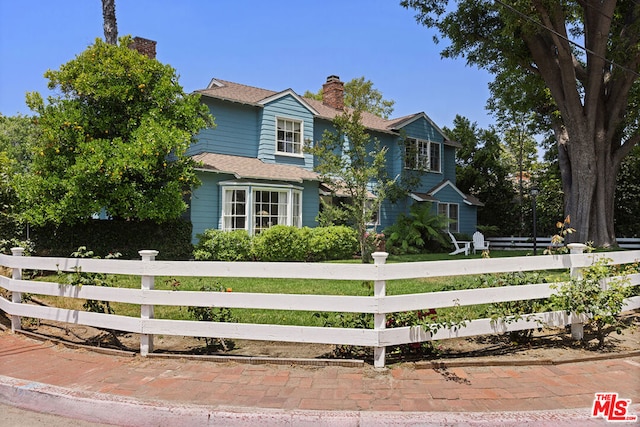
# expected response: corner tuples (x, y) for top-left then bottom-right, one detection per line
(438, 203), (459, 233)
(430, 141), (441, 172)
(221, 184), (302, 234)
(222, 188), (248, 231)
(405, 138), (441, 172)
(277, 118), (303, 155)
(254, 190), (289, 234)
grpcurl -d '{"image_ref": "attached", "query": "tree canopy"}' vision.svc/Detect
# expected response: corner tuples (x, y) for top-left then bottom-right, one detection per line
(304, 76), (395, 118)
(0, 114), (40, 237)
(402, 0), (640, 246)
(17, 36), (213, 225)
(445, 115), (519, 235)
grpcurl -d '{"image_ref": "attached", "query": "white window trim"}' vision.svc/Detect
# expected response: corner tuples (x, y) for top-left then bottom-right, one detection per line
(438, 202), (459, 233)
(405, 138), (442, 173)
(430, 141), (442, 173)
(275, 116), (304, 157)
(219, 182), (303, 235)
(221, 185), (250, 232)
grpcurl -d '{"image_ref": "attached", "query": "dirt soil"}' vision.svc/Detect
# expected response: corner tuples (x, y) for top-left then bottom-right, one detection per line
(1, 307), (638, 366)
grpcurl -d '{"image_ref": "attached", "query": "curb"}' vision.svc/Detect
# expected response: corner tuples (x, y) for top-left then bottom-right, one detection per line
(0, 374), (628, 426)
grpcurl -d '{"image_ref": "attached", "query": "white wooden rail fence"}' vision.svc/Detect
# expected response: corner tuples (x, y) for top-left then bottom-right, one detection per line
(488, 236), (640, 250)
(1, 246), (639, 368)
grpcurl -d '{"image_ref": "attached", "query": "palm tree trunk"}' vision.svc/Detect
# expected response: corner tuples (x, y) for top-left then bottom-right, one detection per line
(102, 0), (118, 45)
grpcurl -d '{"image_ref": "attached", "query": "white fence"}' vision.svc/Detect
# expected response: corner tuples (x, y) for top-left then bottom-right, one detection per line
(488, 236), (640, 251)
(1, 246), (639, 368)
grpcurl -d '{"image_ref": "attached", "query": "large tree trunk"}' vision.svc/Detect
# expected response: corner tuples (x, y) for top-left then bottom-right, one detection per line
(522, 1), (639, 248)
(558, 119), (623, 247)
(102, 0), (118, 45)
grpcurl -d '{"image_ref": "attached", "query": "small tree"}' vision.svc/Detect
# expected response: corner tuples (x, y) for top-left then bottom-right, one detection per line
(17, 36), (213, 225)
(307, 109), (392, 262)
(304, 76), (395, 119)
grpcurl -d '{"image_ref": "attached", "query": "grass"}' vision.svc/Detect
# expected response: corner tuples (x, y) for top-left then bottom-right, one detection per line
(26, 249), (571, 328)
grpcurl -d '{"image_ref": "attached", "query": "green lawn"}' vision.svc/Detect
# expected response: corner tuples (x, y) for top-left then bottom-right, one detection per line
(33, 249), (564, 327)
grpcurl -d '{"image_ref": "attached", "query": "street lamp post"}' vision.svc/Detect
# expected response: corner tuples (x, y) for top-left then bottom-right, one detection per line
(530, 187), (539, 255)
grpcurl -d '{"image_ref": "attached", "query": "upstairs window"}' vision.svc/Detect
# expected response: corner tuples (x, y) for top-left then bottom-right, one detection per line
(277, 118), (303, 155)
(430, 141), (441, 172)
(405, 138), (441, 172)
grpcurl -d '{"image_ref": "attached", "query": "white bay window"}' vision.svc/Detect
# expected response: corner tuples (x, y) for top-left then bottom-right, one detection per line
(221, 183), (302, 235)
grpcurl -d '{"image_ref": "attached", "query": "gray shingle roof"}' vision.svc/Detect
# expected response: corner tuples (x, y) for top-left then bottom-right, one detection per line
(193, 152), (319, 183)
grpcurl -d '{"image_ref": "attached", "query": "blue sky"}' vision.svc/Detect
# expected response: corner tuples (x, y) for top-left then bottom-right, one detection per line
(0, 0), (495, 129)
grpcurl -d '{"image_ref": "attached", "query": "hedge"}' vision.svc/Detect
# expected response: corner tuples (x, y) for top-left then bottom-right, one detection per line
(30, 219), (193, 260)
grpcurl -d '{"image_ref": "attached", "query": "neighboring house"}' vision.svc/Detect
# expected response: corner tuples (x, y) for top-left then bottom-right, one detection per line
(187, 75), (482, 242)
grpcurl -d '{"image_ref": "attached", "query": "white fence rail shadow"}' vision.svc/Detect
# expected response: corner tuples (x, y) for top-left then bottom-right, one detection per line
(1, 246), (639, 368)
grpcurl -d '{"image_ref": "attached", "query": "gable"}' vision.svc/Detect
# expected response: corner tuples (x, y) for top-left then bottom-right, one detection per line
(428, 180), (484, 206)
(394, 113), (445, 143)
(259, 89), (319, 115)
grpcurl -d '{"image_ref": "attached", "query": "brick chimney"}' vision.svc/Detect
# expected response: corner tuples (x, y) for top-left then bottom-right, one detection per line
(130, 36), (157, 59)
(322, 75), (344, 110)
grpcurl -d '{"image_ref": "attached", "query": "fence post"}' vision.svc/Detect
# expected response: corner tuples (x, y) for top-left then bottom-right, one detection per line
(139, 250), (158, 356)
(10, 247), (25, 332)
(372, 251), (389, 368)
(567, 243), (588, 340)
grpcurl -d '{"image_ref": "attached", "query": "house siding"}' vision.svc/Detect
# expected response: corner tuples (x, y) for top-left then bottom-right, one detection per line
(374, 116), (479, 235)
(401, 118), (445, 144)
(188, 79), (480, 245)
(190, 99), (259, 158)
(443, 145), (457, 183)
(301, 180), (320, 228)
(458, 204), (477, 236)
(190, 171), (225, 242)
(259, 95), (315, 170)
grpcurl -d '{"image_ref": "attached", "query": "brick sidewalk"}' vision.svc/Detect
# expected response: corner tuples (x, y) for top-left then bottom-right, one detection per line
(0, 331), (638, 425)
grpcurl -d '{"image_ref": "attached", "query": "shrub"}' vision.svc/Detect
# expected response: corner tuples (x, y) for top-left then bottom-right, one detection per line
(550, 257), (634, 348)
(193, 229), (252, 261)
(307, 225), (358, 261)
(384, 202), (449, 254)
(30, 219), (193, 260)
(252, 225), (310, 262)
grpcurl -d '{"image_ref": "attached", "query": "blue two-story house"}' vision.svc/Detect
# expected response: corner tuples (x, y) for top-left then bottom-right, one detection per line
(187, 75), (482, 242)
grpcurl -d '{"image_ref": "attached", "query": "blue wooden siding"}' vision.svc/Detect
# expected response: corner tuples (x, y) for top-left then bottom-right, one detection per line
(458, 204), (477, 236)
(443, 145), (457, 183)
(189, 99), (260, 158)
(379, 198), (409, 230)
(301, 180), (320, 228)
(190, 171), (225, 242)
(401, 118), (444, 143)
(259, 95), (315, 170)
